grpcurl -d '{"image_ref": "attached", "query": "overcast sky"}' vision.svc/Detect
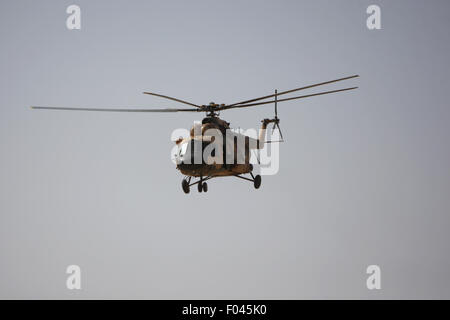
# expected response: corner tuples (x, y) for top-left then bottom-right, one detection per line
(1, 0), (450, 299)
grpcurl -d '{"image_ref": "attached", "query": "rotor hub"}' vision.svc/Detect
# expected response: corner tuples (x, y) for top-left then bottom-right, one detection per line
(201, 102), (225, 117)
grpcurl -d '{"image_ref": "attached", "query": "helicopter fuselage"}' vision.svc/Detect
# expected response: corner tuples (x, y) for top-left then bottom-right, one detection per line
(174, 116), (266, 178)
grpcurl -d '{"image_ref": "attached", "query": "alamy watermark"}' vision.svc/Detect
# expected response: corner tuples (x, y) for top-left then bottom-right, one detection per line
(66, 5), (81, 30)
(367, 5), (381, 30)
(66, 265), (82, 290)
(366, 265), (381, 290)
(170, 122), (280, 176)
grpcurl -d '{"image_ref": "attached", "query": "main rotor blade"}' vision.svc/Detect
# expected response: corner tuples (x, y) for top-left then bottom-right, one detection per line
(218, 87), (358, 111)
(142, 92), (201, 108)
(31, 106), (200, 112)
(227, 75), (359, 107)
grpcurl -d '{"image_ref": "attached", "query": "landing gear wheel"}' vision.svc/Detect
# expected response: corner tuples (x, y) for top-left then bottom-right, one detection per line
(182, 179), (190, 194)
(198, 181), (203, 193)
(202, 182), (208, 192)
(253, 175), (261, 189)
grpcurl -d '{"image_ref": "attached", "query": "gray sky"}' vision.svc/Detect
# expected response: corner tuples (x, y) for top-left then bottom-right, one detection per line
(1, 0), (450, 299)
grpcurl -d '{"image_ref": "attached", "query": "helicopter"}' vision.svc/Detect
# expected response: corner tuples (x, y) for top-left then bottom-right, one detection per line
(31, 74), (359, 194)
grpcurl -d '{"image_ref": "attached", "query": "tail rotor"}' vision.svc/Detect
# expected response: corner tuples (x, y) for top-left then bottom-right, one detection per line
(266, 89), (284, 143)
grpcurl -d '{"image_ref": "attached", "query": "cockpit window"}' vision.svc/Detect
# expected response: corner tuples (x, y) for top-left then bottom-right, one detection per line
(179, 142), (188, 155)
